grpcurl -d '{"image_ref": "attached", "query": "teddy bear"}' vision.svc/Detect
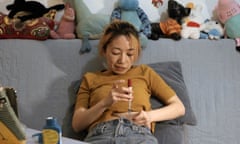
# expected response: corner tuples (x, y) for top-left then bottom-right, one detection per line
(199, 19), (224, 40)
(110, 0), (152, 48)
(180, 3), (206, 39)
(215, 0), (240, 51)
(50, 3), (75, 39)
(148, 0), (191, 40)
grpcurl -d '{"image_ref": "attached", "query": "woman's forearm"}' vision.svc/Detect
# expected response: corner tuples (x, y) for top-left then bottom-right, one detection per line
(72, 100), (107, 132)
(148, 95), (185, 122)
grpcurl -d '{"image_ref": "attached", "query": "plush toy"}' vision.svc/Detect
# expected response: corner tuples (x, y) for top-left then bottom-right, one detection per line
(0, 10), (55, 40)
(6, 0), (64, 22)
(149, 0), (191, 40)
(50, 3), (75, 39)
(111, 0), (152, 48)
(199, 19), (224, 40)
(181, 3), (206, 39)
(73, 0), (110, 53)
(215, 0), (240, 50)
(167, 0), (192, 24)
(236, 38), (240, 50)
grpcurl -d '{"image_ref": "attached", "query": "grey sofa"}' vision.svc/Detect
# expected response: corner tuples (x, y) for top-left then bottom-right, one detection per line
(1, 38), (240, 144)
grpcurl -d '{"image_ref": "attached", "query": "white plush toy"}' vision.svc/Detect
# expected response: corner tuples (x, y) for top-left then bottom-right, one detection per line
(181, 3), (206, 39)
(200, 19), (224, 40)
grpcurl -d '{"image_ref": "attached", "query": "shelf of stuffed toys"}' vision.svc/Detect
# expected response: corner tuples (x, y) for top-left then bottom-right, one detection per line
(148, 0), (240, 52)
(1, 0), (240, 53)
(0, 0), (76, 41)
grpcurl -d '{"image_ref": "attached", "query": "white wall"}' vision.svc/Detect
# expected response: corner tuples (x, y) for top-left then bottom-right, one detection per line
(83, 0), (240, 22)
(1, 0), (240, 21)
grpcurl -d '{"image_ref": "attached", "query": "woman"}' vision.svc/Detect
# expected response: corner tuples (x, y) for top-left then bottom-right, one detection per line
(72, 21), (185, 144)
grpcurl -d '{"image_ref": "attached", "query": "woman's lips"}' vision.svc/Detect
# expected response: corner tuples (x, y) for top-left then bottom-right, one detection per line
(115, 65), (126, 71)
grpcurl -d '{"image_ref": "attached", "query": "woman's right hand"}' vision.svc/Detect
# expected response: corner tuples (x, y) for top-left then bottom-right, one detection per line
(103, 80), (133, 107)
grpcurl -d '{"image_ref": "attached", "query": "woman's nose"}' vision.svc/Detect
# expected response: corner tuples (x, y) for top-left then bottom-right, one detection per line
(118, 54), (127, 63)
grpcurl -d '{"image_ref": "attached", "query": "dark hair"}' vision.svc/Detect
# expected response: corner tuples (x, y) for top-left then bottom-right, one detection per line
(98, 20), (141, 59)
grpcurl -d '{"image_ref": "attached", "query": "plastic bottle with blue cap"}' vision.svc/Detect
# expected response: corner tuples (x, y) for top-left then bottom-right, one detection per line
(32, 117), (62, 144)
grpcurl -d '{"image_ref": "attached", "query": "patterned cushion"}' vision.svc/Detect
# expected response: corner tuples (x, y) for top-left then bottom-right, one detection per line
(0, 11), (55, 40)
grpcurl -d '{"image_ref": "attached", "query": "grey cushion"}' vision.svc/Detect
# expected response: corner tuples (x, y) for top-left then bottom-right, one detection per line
(62, 80), (87, 140)
(148, 61), (197, 125)
(148, 61), (196, 144)
(154, 124), (185, 144)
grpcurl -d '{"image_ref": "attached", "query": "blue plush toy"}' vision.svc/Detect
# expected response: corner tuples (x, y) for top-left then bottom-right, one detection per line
(110, 0), (152, 48)
(200, 19), (224, 40)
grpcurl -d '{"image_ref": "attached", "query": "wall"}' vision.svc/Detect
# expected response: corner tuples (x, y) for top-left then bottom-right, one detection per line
(1, 0), (240, 21)
(82, 0), (240, 21)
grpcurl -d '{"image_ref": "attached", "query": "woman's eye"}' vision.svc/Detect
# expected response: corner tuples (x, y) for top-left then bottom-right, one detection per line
(112, 52), (120, 55)
(127, 53), (134, 57)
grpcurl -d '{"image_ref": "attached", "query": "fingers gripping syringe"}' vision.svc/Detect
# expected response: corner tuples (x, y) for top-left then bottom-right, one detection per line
(128, 79), (132, 115)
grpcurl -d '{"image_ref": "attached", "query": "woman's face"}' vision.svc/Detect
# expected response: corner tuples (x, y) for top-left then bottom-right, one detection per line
(104, 35), (138, 75)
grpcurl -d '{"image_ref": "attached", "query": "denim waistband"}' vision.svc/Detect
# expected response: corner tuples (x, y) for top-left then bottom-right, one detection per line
(85, 118), (158, 144)
(94, 118), (141, 130)
(101, 118), (132, 126)
(87, 118), (151, 137)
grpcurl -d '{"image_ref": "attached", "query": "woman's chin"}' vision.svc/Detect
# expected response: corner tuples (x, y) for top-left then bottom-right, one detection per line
(112, 69), (128, 75)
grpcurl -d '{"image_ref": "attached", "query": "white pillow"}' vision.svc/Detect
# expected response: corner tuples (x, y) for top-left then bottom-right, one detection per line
(0, 0), (13, 14)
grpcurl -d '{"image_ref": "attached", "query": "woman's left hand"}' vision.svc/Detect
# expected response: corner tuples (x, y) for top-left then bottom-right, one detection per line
(132, 110), (151, 128)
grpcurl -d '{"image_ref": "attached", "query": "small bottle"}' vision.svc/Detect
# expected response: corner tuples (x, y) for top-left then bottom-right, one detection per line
(42, 117), (62, 144)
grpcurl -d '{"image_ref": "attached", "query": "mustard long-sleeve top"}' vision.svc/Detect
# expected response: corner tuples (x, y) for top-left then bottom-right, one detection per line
(75, 64), (176, 131)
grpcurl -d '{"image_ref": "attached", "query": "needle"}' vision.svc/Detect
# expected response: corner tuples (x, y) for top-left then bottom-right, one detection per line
(128, 79), (132, 115)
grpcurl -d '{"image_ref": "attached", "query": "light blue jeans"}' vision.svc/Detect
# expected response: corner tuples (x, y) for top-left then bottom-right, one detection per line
(84, 118), (158, 144)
